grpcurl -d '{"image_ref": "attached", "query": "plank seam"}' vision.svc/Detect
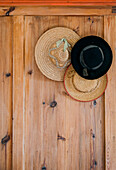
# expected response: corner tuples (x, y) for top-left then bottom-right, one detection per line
(23, 15), (25, 170)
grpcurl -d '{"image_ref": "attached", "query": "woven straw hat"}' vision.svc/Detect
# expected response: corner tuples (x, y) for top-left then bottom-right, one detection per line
(64, 65), (107, 102)
(35, 27), (80, 81)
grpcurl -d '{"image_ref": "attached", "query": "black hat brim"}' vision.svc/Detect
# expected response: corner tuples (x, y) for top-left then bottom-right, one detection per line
(71, 35), (113, 79)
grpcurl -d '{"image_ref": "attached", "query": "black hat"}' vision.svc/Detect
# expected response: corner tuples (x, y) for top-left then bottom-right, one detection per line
(71, 35), (113, 80)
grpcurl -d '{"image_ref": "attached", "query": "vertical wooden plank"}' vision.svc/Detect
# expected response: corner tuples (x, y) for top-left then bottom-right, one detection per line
(13, 16), (24, 170)
(104, 16), (116, 170)
(0, 17), (12, 170)
(84, 16), (104, 36)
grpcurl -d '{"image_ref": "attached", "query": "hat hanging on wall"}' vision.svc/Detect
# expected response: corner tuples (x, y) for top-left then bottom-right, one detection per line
(71, 35), (113, 80)
(35, 27), (80, 81)
(64, 65), (108, 102)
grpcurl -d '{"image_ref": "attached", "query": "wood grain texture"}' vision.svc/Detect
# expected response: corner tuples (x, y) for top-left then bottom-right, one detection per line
(0, 13), (115, 170)
(0, 0), (116, 6)
(0, 6), (114, 16)
(0, 17), (12, 170)
(12, 16), (25, 170)
(59, 15), (105, 170)
(79, 16), (105, 170)
(25, 16), (59, 170)
(23, 16), (105, 170)
(104, 16), (116, 170)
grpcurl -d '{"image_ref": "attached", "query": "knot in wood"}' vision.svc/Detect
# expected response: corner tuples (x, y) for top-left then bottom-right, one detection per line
(94, 160), (97, 166)
(50, 101), (57, 108)
(57, 134), (66, 141)
(1, 135), (10, 144)
(88, 17), (91, 21)
(6, 73), (11, 77)
(28, 70), (33, 75)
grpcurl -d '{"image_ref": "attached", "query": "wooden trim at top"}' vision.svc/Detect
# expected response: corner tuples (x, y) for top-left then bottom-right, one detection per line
(0, 6), (115, 16)
(0, 1), (116, 6)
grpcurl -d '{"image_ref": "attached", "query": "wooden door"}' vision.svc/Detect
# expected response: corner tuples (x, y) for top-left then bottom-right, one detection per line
(0, 11), (116, 170)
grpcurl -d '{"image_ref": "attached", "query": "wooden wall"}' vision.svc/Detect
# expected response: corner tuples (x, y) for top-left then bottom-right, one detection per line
(0, 10), (116, 170)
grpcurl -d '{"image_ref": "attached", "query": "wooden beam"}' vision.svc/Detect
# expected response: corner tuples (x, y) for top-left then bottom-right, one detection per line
(12, 16), (25, 170)
(0, 1), (116, 6)
(0, 6), (114, 16)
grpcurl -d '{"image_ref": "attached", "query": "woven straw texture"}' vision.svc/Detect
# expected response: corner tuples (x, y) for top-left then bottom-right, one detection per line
(64, 65), (107, 102)
(35, 27), (80, 81)
(50, 42), (70, 67)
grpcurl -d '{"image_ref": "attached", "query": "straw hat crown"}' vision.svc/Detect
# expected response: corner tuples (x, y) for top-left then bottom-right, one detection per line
(64, 65), (107, 102)
(73, 73), (98, 93)
(35, 27), (80, 81)
(49, 38), (71, 69)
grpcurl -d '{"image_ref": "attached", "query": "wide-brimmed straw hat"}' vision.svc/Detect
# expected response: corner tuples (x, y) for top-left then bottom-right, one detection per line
(64, 65), (107, 102)
(35, 27), (80, 81)
(71, 35), (113, 80)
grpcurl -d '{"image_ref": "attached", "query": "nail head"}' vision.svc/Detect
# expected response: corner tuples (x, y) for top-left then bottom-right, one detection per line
(93, 100), (97, 106)
(92, 134), (95, 138)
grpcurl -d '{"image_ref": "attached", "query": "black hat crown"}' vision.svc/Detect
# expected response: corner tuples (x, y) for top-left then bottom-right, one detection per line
(71, 36), (113, 80)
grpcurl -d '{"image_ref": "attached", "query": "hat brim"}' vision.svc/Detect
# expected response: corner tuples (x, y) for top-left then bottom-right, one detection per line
(71, 35), (113, 80)
(64, 64), (108, 102)
(35, 27), (80, 81)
